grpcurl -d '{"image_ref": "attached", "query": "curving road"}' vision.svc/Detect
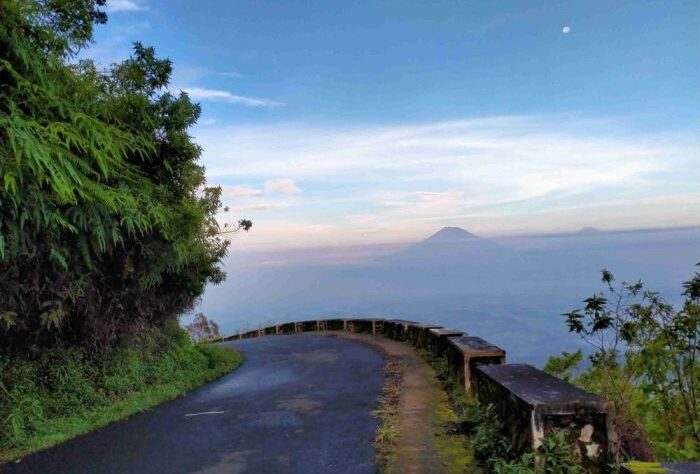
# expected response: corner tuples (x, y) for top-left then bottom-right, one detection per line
(3, 334), (385, 474)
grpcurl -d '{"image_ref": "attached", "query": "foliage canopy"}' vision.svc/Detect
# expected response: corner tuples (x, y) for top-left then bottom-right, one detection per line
(547, 266), (700, 461)
(0, 0), (247, 348)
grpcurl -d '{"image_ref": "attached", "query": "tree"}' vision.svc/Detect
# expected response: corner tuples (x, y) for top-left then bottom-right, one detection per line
(550, 266), (700, 461)
(543, 349), (582, 382)
(0, 0), (249, 349)
(185, 313), (221, 343)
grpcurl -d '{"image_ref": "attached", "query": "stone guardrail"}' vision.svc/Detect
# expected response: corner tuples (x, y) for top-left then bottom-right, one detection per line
(218, 317), (698, 473)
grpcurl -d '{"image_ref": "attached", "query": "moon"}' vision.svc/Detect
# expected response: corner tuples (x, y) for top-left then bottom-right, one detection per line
(562, 26), (571, 34)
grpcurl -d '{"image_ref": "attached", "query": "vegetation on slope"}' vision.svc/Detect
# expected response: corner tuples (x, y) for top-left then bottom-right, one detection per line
(545, 265), (700, 462)
(373, 356), (403, 471)
(0, 0), (248, 461)
(0, 0), (249, 350)
(419, 348), (588, 473)
(417, 348), (482, 473)
(0, 322), (243, 463)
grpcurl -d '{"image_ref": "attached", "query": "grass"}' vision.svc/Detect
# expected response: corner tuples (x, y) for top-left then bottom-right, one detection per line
(417, 348), (483, 474)
(432, 386), (482, 474)
(0, 322), (243, 463)
(622, 461), (670, 473)
(373, 356), (404, 472)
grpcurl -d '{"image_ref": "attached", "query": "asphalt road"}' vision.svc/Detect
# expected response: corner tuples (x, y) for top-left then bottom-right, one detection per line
(3, 334), (385, 474)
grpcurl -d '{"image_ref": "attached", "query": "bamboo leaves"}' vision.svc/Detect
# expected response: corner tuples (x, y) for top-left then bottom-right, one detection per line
(1, 0), (242, 349)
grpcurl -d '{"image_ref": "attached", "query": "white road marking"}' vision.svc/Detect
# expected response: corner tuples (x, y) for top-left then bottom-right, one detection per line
(184, 411), (225, 417)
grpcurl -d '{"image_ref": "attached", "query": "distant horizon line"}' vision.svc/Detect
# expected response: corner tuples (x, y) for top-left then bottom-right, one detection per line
(228, 223), (700, 253)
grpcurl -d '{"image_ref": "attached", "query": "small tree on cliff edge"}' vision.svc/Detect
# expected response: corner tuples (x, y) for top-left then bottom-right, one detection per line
(0, 0), (249, 349)
(547, 265), (699, 460)
(185, 313), (222, 343)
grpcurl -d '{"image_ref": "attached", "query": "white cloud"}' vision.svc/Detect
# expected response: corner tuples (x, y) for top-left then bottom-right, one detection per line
(182, 87), (283, 108)
(377, 191), (464, 218)
(227, 203), (287, 213)
(264, 178), (302, 195)
(218, 72), (244, 78)
(171, 68), (244, 84)
(562, 25), (571, 34)
(220, 185), (263, 199)
(107, 0), (144, 12)
(193, 116), (699, 247)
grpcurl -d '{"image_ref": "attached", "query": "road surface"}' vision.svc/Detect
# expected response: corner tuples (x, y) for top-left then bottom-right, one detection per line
(3, 334), (384, 474)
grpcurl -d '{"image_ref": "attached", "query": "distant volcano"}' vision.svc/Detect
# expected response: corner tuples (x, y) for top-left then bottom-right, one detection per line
(383, 227), (508, 267)
(576, 226), (602, 236)
(423, 227), (480, 243)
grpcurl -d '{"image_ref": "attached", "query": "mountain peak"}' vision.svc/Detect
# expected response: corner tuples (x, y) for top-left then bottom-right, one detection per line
(424, 227), (480, 243)
(576, 226), (602, 236)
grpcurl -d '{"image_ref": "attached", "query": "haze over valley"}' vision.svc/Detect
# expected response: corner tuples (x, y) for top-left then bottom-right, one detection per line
(198, 225), (700, 366)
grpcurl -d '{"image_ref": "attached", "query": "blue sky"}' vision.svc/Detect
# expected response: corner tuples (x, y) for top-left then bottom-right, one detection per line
(93, 0), (699, 248)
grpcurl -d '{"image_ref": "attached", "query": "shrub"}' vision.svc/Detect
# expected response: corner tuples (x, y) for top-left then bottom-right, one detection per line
(492, 430), (585, 474)
(0, 324), (242, 461)
(469, 404), (585, 473)
(470, 403), (515, 469)
(550, 266), (700, 461)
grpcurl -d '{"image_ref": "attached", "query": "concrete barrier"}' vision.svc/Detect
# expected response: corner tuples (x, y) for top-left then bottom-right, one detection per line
(222, 316), (697, 471)
(342, 317), (383, 335)
(445, 335), (505, 393)
(427, 327), (464, 356)
(381, 319), (418, 340)
(475, 363), (613, 471)
(326, 318), (345, 331)
(406, 322), (443, 348)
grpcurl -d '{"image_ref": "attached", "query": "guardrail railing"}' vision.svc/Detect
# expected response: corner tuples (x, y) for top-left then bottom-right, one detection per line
(217, 317), (698, 473)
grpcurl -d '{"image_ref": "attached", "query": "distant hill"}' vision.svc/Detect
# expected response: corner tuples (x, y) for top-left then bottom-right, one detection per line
(423, 227), (480, 243)
(382, 227), (511, 267)
(576, 226), (603, 236)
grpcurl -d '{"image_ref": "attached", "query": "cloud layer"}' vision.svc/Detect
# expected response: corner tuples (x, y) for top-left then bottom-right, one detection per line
(193, 116), (699, 247)
(106, 0), (143, 12)
(265, 178), (302, 194)
(183, 87), (283, 108)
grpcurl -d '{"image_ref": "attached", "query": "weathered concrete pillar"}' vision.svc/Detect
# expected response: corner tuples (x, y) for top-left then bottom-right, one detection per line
(427, 327), (464, 356)
(345, 319), (355, 332)
(475, 364), (613, 472)
(407, 322), (443, 348)
(277, 322), (294, 334)
(445, 335), (505, 393)
(343, 318), (377, 334)
(241, 330), (256, 339)
(325, 318), (345, 331)
(381, 319), (418, 340)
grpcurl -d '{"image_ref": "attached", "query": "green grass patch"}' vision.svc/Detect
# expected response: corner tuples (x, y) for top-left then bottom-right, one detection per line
(432, 387), (482, 474)
(416, 348), (482, 473)
(0, 322), (243, 463)
(622, 461), (670, 473)
(373, 356), (403, 472)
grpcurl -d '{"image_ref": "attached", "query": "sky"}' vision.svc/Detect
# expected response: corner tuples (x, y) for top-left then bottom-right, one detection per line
(90, 0), (699, 248)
